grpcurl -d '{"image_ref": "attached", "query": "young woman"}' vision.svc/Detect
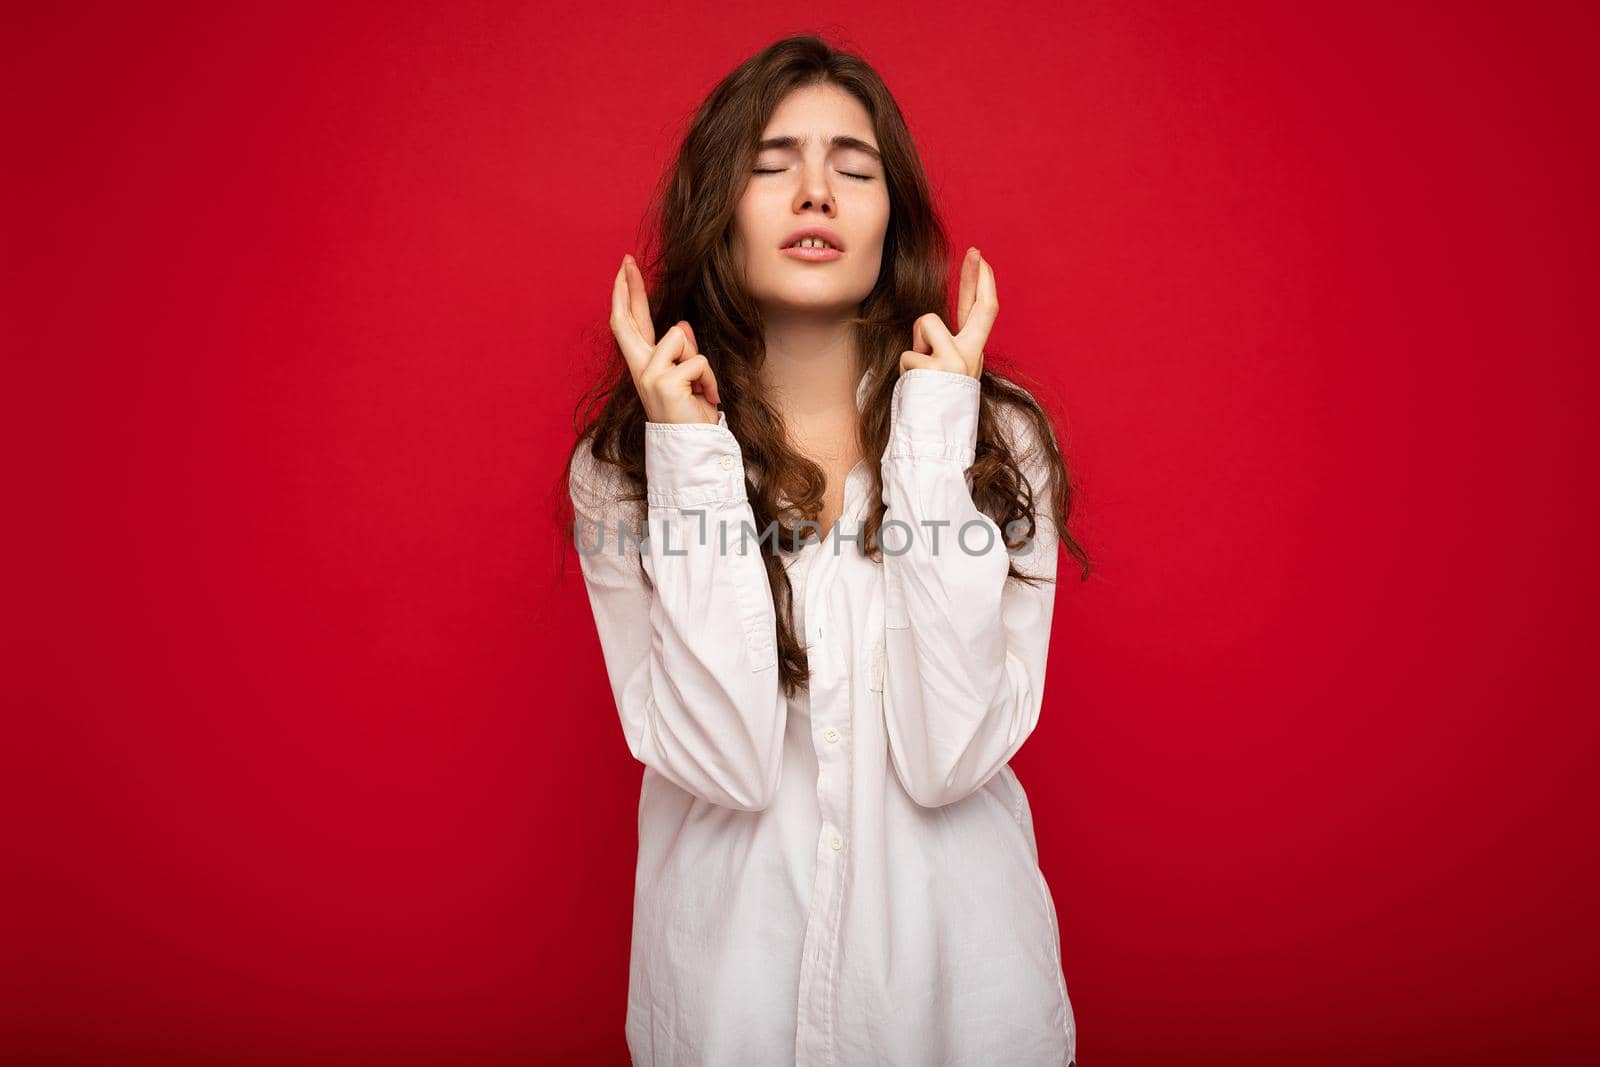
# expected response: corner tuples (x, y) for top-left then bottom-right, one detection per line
(562, 34), (1091, 1067)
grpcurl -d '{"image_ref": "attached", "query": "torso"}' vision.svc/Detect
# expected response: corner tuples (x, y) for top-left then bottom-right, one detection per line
(621, 367), (1076, 1065)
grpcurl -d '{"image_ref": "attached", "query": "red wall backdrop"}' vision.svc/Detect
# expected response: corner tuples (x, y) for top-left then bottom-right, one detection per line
(7, 2), (1596, 1064)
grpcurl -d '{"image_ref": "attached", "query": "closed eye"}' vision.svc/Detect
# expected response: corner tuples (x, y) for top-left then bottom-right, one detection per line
(753, 168), (876, 182)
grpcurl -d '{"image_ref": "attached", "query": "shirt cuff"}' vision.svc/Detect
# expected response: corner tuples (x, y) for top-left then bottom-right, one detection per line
(887, 368), (981, 466)
(644, 409), (749, 508)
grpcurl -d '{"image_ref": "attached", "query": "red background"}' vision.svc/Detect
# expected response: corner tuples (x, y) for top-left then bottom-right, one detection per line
(8, 3), (1596, 1064)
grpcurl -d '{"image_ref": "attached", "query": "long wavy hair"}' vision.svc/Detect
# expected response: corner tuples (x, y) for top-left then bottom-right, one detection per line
(558, 33), (1092, 696)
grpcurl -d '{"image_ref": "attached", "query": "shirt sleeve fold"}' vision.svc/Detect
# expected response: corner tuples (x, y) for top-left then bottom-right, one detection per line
(878, 369), (1060, 808)
(570, 409), (786, 812)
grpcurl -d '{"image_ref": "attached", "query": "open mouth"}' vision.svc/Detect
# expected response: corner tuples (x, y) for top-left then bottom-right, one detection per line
(780, 236), (845, 260)
(780, 226), (846, 252)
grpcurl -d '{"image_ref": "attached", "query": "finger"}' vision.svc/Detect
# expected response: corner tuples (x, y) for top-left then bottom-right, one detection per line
(676, 325), (719, 405)
(957, 247), (979, 333)
(695, 357), (721, 407)
(610, 260), (653, 373)
(672, 320), (709, 401)
(678, 323), (718, 405)
(624, 255), (657, 346)
(647, 319), (696, 376)
(679, 320), (698, 363)
(916, 312), (966, 367)
(956, 254), (998, 355)
(977, 254), (998, 315)
(672, 354), (722, 409)
(641, 323), (689, 387)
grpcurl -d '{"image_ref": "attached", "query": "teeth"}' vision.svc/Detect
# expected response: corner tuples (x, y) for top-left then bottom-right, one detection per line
(790, 237), (836, 249)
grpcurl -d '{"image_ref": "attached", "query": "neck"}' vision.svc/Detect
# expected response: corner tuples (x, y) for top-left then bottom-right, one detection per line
(759, 311), (861, 423)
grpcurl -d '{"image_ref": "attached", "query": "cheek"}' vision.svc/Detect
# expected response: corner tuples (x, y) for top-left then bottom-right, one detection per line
(732, 198), (772, 261)
(736, 182), (780, 219)
(851, 192), (891, 249)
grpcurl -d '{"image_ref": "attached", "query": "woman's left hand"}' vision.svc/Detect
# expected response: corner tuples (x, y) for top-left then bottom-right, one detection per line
(898, 247), (996, 380)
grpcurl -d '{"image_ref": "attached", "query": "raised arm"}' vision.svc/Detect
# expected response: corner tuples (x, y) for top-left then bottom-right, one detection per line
(878, 368), (1060, 808)
(570, 414), (786, 812)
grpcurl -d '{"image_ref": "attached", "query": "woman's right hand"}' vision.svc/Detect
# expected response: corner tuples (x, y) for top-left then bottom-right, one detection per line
(610, 254), (721, 425)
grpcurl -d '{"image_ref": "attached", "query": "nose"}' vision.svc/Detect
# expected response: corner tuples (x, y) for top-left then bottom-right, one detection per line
(796, 163), (834, 215)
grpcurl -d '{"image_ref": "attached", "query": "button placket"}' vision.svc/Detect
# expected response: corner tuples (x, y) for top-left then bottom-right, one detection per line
(803, 541), (828, 661)
(807, 554), (845, 750)
(806, 549), (849, 869)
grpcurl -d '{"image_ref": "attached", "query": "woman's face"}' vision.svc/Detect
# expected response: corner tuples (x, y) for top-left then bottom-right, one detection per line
(731, 83), (890, 318)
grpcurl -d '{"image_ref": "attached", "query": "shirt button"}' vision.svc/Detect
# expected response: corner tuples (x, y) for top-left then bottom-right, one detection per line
(824, 727), (840, 743)
(830, 833), (844, 851)
(719, 454), (735, 470)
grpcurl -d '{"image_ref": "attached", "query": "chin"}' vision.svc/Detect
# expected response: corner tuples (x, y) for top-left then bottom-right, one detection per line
(766, 293), (860, 314)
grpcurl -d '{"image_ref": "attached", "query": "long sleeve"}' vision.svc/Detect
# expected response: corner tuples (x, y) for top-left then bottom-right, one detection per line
(569, 410), (787, 812)
(878, 368), (1060, 808)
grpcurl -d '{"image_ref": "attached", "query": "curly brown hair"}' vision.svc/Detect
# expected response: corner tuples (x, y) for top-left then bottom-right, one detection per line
(557, 33), (1092, 697)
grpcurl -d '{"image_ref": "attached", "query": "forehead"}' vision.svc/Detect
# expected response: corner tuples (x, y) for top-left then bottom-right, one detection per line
(760, 83), (874, 141)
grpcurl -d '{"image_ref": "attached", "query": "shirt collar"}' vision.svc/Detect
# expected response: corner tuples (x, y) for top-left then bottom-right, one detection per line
(854, 365), (874, 412)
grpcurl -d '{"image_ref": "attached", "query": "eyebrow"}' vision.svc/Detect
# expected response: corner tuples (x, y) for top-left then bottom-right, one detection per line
(756, 134), (882, 162)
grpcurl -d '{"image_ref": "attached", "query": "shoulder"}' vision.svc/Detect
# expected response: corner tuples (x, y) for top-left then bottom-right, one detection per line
(567, 435), (638, 521)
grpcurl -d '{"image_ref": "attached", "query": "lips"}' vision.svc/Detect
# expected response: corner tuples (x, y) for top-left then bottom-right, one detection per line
(780, 225), (845, 251)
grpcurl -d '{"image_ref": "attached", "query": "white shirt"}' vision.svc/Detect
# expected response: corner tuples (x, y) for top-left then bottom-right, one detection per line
(570, 367), (1077, 1067)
